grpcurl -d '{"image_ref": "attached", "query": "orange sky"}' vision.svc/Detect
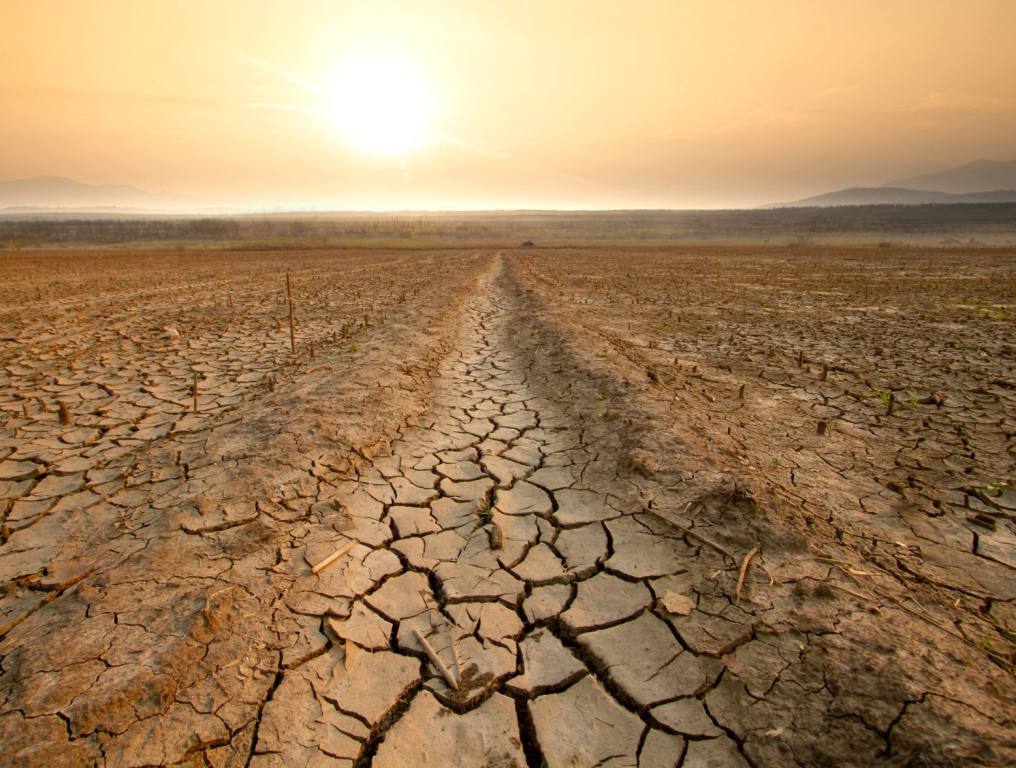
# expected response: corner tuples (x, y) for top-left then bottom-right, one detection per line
(2, 0), (1016, 209)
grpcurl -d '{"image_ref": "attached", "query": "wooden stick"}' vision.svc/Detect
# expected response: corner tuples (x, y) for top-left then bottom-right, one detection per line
(286, 271), (296, 354)
(735, 544), (761, 603)
(344, 638), (357, 671)
(678, 523), (738, 562)
(650, 502), (739, 563)
(450, 632), (464, 684)
(414, 629), (458, 690)
(830, 583), (879, 605)
(310, 540), (355, 574)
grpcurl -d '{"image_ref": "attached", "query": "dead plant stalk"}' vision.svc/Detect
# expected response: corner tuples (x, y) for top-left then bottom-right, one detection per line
(735, 544), (762, 603)
(286, 271), (296, 353)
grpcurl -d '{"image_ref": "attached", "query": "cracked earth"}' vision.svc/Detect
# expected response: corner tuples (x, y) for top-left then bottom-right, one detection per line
(1, 249), (1013, 767)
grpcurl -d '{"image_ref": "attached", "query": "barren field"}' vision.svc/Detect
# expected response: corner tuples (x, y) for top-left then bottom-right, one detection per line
(1, 245), (1013, 767)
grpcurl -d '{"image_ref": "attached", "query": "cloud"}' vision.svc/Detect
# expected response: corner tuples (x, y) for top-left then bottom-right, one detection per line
(908, 91), (1016, 114)
(815, 85), (859, 100)
(224, 47), (322, 94)
(714, 107), (819, 135)
(238, 102), (314, 113)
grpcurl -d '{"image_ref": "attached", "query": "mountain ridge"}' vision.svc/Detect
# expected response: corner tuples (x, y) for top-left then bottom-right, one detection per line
(771, 186), (1016, 208)
(0, 176), (160, 208)
(885, 158), (1016, 194)
(770, 157), (1016, 208)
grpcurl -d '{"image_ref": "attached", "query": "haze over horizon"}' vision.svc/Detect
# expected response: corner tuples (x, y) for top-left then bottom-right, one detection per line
(3, 0), (1016, 210)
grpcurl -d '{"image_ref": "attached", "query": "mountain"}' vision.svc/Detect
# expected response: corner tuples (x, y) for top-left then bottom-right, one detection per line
(885, 159), (1016, 194)
(0, 176), (159, 210)
(772, 186), (1016, 208)
(768, 157), (1016, 208)
(778, 187), (952, 207)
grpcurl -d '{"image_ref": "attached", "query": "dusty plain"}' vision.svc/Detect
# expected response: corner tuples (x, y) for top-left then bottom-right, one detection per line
(0, 243), (1013, 767)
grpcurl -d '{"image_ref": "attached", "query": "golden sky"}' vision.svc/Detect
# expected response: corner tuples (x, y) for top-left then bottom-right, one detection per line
(3, 0), (1016, 209)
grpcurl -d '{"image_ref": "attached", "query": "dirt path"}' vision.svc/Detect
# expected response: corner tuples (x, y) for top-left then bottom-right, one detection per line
(244, 257), (725, 767)
(2, 252), (1012, 767)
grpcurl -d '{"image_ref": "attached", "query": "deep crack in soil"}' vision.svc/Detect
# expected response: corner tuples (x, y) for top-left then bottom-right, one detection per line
(1, 251), (1013, 767)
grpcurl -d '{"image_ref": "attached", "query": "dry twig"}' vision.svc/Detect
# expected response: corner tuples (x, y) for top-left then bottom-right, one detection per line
(450, 632), (464, 683)
(344, 638), (357, 671)
(286, 271), (296, 353)
(650, 500), (742, 563)
(310, 540), (355, 575)
(414, 629), (458, 689)
(735, 544), (761, 603)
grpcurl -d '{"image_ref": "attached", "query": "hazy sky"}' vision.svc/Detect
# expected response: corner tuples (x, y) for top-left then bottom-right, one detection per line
(3, 0), (1016, 209)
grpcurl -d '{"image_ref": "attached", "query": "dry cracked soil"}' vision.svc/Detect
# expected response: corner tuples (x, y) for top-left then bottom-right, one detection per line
(0, 247), (1013, 767)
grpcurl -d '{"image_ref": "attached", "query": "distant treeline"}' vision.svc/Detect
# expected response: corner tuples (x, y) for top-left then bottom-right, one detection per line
(0, 216), (461, 246)
(2, 204), (1016, 247)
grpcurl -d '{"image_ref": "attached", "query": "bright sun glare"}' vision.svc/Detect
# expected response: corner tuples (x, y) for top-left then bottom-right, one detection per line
(324, 54), (434, 156)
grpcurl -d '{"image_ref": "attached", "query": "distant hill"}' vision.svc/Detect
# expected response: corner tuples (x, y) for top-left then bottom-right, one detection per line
(886, 159), (1016, 194)
(769, 157), (1016, 208)
(773, 186), (1016, 208)
(0, 176), (159, 209)
(776, 187), (950, 207)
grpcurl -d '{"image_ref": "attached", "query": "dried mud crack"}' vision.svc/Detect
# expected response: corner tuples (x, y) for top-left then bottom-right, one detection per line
(1, 251), (1013, 767)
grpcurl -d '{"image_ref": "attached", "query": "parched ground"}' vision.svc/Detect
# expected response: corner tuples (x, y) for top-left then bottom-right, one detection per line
(0, 246), (1013, 767)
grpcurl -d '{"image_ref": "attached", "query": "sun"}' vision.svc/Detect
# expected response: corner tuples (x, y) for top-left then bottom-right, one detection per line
(323, 54), (434, 156)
